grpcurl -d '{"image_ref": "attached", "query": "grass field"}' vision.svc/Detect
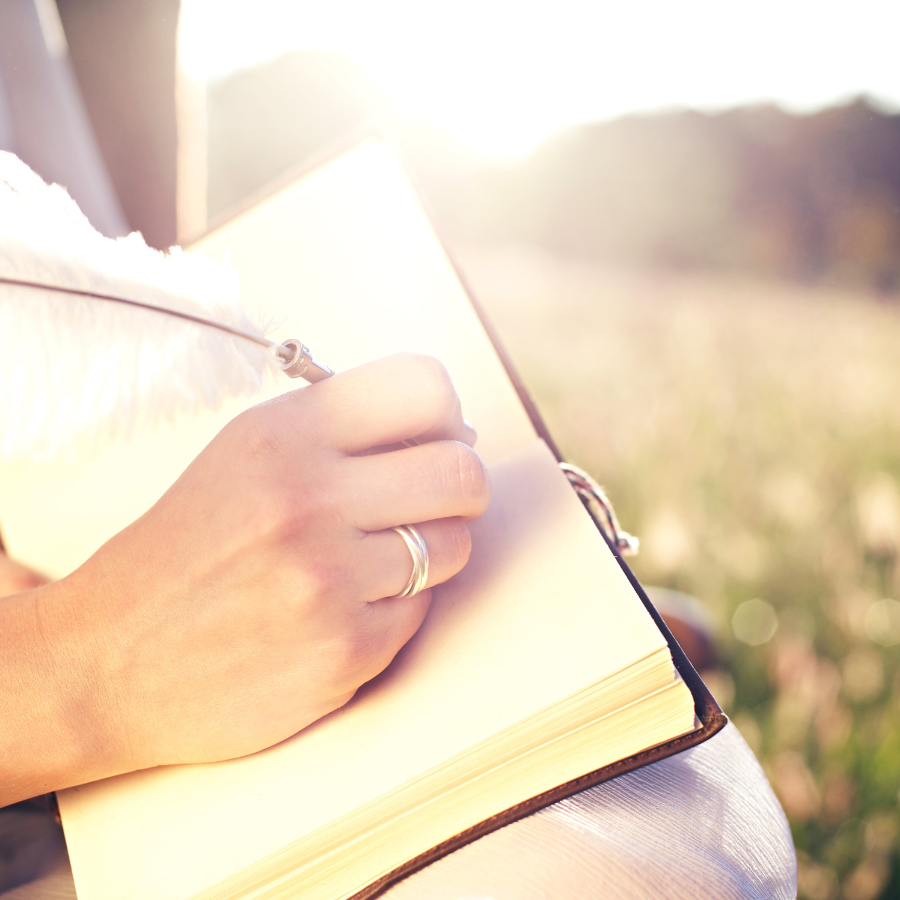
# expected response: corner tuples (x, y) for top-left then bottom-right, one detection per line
(460, 244), (900, 900)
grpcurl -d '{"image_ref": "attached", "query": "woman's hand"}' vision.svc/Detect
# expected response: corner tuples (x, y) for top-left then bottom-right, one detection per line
(0, 354), (490, 804)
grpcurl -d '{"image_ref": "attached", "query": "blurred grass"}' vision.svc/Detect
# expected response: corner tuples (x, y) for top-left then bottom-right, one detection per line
(461, 244), (900, 900)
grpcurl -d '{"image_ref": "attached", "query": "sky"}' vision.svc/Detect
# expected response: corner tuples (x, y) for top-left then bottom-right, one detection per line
(179, 0), (900, 160)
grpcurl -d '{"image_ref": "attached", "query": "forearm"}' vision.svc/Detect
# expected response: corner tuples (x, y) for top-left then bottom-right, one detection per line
(0, 576), (126, 806)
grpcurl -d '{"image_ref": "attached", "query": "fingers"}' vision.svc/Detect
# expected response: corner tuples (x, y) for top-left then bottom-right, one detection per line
(340, 440), (491, 531)
(290, 518), (467, 693)
(362, 586), (433, 673)
(298, 354), (476, 452)
(346, 518), (472, 681)
(356, 517), (473, 601)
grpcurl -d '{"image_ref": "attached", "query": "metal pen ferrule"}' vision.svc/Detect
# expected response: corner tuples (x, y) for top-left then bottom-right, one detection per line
(278, 338), (336, 383)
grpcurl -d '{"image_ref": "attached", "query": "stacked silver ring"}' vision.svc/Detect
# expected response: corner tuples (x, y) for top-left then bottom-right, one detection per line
(391, 525), (429, 598)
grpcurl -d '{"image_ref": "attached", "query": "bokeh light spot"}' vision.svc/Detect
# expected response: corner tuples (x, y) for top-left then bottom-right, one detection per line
(732, 598), (778, 646)
(863, 598), (900, 646)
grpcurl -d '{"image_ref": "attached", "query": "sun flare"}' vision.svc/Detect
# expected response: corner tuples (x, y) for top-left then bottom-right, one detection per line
(180, 0), (900, 159)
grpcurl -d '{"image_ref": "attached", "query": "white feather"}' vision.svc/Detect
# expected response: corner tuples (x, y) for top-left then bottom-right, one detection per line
(0, 152), (280, 461)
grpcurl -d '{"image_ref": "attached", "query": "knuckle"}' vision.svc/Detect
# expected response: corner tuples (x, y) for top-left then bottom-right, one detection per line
(324, 601), (430, 690)
(447, 442), (490, 509)
(246, 483), (302, 543)
(328, 630), (368, 676)
(229, 395), (311, 468)
(293, 558), (342, 604)
(410, 354), (457, 417)
(230, 406), (285, 465)
(242, 478), (341, 561)
(285, 478), (338, 530)
(327, 625), (385, 686)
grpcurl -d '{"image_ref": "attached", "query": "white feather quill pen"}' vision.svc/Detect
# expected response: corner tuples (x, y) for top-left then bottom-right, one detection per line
(0, 152), (329, 461)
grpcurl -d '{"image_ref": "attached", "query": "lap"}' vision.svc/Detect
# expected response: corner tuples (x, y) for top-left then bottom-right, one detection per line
(383, 723), (797, 899)
(1, 724), (796, 900)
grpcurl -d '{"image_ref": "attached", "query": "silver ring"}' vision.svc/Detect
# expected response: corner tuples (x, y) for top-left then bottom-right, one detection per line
(391, 525), (429, 598)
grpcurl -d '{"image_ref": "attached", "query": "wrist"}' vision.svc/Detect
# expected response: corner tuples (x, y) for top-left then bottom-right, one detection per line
(0, 575), (134, 805)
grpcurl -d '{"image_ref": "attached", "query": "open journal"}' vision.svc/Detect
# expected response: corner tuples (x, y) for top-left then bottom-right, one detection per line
(0, 135), (724, 900)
